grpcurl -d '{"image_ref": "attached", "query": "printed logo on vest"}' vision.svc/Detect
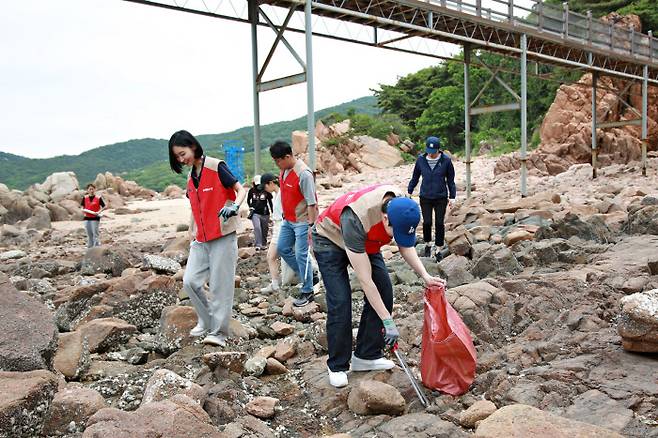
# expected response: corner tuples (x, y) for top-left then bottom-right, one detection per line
(202, 187), (214, 192)
(408, 226), (415, 234)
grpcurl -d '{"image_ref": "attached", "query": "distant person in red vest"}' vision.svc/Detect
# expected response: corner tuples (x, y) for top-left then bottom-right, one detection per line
(313, 184), (445, 388)
(269, 140), (318, 307)
(80, 183), (105, 247)
(168, 130), (246, 347)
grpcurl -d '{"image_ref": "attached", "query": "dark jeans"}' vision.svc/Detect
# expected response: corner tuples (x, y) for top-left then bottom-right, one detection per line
(313, 234), (393, 372)
(420, 196), (448, 246)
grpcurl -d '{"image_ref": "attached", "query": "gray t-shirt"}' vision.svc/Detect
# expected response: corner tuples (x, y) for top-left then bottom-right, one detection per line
(313, 207), (366, 253)
(283, 168), (317, 206)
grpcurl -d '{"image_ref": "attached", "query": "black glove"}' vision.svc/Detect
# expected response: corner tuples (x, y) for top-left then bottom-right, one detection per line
(218, 203), (239, 220)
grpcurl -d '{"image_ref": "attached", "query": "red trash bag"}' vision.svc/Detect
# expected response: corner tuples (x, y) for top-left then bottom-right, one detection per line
(420, 283), (477, 395)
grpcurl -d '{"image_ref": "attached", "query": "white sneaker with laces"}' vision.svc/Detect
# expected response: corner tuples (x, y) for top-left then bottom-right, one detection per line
(327, 367), (348, 388)
(202, 334), (227, 347)
(260, 282), (280, 293)
(189, 323), (207, 337)
(350, 353), (395, 372)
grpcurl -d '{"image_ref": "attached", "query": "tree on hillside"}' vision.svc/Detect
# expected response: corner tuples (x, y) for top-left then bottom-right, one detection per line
(545, 0), (657, 32)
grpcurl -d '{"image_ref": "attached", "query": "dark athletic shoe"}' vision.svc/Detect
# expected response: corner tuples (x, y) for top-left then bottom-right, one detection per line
(423, 244), (431, 258)
(293, 292), (314, 307)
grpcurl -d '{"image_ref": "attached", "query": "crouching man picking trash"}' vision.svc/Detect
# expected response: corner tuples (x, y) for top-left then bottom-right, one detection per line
(313, 184), (446, 387)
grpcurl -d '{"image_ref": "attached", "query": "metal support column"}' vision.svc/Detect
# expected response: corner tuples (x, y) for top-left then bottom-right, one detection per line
(464, 44), (471, 198)
(642, 64), (648, 176)
(591, 71), (598, 178)
(520, 33), (527, 197)
(249, 0), (262, 174)
(305, 0), (316, 171)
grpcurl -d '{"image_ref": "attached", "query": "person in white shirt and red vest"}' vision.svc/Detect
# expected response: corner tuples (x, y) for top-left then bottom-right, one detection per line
(313, 184), (446, 387)
(168, 130), (247, 347)
(80, 183), (106, 247)
(269, 141), (318, 307)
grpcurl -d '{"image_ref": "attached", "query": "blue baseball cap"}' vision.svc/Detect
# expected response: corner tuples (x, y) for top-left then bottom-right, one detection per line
(425, 136), (440, 153)
(387, 197), (420, 248)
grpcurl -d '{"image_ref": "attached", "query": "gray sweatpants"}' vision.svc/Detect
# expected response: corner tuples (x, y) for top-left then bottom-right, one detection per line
(251, 213), (270, 248)
(84, 220), (100, 247)
(183, 232), (237, 336)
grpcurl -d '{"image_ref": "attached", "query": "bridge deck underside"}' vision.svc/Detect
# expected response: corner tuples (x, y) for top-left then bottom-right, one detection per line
(262, 0), (658, 81)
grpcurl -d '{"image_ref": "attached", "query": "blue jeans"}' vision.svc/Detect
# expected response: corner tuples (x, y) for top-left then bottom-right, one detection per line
(278, 220), (313, 293)
(313, 234), (393, 372)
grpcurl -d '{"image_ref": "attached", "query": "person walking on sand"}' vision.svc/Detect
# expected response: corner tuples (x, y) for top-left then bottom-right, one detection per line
(247, 174), (273, 251)
(407, 136), (456, 261)
(313, 184), (446, 387)
(168, 129), (246, 347)
(81, 183), (106, 247)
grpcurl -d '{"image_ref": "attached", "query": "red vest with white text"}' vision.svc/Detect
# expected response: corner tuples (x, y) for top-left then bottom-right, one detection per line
(280, 159), (312, 222)
(187, 156), (237, 242)
(83, 196), (102, 219)
(316, 184), (401, 254)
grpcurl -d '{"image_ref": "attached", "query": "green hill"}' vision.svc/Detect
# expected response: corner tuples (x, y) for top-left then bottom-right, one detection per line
(0, 96), (379, 191)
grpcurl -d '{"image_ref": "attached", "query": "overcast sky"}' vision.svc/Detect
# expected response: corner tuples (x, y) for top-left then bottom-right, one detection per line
(0, 0), (460, 159)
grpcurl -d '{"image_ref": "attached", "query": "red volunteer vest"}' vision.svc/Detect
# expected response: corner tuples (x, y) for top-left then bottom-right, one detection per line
(280, 159), (311, 222)
(83, 196), (102, 219)
(187, 157), (236, 243)
(318, 185), (393, 254)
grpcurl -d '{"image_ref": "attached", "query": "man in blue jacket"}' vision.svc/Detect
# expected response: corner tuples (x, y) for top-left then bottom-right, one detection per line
(407, 136), (456, 260)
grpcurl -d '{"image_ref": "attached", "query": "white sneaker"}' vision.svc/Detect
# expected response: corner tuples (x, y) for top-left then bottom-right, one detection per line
(260, 282), (280, 293)
(327, 367), (348, 388)
(189, 323), (207, 337)
(351, 354), (395, 372)
(202, 334), (227, 347)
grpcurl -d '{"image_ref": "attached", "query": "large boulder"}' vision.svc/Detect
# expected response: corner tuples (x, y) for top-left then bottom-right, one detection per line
(80, 247), (133, 277)
(83, 394), (223, 437)
(157, 305), (198, 353)
(25, 206), (52, 230)
(0, 370), (60, 438)
(53, 331), (90, 379)
(112, 275), (178, 329)
(535, 213), (613, 243)
(76, 318), (137, 353)
(354, 135), (404, 169)
(475, 404), (624, 437)
(43, 386), (106, 436)
(617, 289), (658, 352)
(41, 172), (79, 202)
(625, 197), (658, 235)
(0, 274), (58, 371)
(142, 369), (206, 405)
(470, 244), (522, 278)
(347, 380), (405, 416)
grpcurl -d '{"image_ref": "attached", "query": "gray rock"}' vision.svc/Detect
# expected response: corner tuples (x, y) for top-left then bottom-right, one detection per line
(0, 249), (27, 260)
(244, 356), (267, 376)
(437, 255), (475, 287)
(617, 289), (658, 352)
(563, 389), (633, 432)
(142, 369), (206, 405)
(470, 245), (522, 278)
(374, 413), (468, 437)
(347, 380), (405, 416)
(142, 254), (181, 275)
(81, 247), (132, 277)
(0, 274), (58, 371)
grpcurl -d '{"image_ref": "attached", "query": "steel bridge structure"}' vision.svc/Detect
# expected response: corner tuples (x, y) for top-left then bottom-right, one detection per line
(124, 0), (658, 196)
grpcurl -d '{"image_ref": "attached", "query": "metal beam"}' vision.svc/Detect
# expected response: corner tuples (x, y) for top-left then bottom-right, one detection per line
(464, 44), (471, 199)
(305, 0), (316, 171)
(591, 71), (597, 179)
(258, 72), (307, 92)
(470, 102), (520, 115)
(249, 0), (262, 175)
(597, 119), (641, 129)
(520, 33), (528, 197)
(642, 64), (649, 177)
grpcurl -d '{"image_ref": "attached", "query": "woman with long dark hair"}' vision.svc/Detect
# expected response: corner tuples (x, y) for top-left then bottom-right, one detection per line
(168, 130), (246, 347)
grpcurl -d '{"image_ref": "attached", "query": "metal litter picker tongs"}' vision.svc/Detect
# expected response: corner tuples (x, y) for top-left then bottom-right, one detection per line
(391, 342), (430, 407)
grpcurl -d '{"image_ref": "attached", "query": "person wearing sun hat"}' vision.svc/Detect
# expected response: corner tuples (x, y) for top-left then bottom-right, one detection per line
(313, 184), (446, 388)
(407, 136), (456, 261)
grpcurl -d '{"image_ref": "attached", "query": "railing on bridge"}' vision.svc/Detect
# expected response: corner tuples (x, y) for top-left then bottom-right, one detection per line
(434, 0), (657, 62)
